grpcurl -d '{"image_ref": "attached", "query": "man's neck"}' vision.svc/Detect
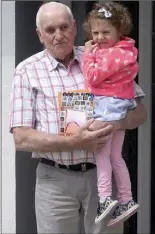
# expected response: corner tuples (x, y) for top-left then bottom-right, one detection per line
(56, 52), (74, 68)
(46, 49), (74, 68)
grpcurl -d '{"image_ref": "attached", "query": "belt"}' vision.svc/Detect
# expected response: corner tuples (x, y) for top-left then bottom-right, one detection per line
(40, 158), (96, 172)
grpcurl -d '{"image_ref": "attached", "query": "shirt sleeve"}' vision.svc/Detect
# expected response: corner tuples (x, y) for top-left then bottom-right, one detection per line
(82, 47), (138, 87)
(9, 64), (36, 133)
(134, 82), (145, 99)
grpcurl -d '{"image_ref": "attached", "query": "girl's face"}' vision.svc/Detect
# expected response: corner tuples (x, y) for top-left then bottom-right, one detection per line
(91, 19), (121, 49)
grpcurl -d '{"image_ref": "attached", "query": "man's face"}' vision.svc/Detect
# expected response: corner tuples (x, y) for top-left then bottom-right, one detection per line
(37, 10), (77, 60)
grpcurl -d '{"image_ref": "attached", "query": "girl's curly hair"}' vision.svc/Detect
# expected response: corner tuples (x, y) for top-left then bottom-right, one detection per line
(83, 2), (133, 40)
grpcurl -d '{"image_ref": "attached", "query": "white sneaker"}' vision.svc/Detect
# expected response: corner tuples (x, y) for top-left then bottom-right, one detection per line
(107, 199), (140, 227)
(95, 196), (118, 224)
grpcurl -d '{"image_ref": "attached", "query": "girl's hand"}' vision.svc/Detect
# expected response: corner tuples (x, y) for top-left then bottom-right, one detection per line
(84, 40), (98, 54)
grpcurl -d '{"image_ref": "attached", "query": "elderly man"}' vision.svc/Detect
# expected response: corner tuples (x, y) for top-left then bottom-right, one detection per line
(10, 2), (146, 234)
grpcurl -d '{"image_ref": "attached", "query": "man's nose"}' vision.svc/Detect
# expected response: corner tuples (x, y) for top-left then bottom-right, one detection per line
(55, 30), (63, 40)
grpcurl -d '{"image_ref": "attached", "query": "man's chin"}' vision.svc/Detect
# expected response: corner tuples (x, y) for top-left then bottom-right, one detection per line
(55, 49), (72, 60)
(47, 47), (73, 61)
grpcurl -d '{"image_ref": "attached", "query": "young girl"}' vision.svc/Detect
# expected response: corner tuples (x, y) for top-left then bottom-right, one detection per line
(82, 2), (139, 227)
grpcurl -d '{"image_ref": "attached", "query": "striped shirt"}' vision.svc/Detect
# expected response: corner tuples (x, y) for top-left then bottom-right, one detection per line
(9, 46), (145, 165)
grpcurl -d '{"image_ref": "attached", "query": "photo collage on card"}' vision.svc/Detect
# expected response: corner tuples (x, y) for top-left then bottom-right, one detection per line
(59, 91), (94, 135)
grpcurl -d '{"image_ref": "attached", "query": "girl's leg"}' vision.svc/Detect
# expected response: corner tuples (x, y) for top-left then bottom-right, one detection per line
(95, 133), (118, 224)
(96, 135), (112, 198)
(110, 130), (132, 203)
(107, 130), (139, 227)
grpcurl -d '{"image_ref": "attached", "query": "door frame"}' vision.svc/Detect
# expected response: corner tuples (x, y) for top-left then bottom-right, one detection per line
(137, 1), (152, 234)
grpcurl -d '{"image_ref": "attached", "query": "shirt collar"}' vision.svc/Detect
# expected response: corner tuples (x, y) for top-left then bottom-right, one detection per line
(73, 46), (81, 63)
(44, 47), (80, 71)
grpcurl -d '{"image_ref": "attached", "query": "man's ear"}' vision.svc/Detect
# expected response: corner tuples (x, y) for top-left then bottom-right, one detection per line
(36, 28), (43, 44)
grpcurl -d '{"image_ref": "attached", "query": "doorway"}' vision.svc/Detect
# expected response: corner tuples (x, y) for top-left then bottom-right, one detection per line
(15, 1), (140, 234)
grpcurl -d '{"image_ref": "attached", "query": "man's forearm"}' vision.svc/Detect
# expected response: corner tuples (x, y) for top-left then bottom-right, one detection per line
(120, 98), (147, 130)
(13, 127), (75, 152)
(13, 121), (113, 153)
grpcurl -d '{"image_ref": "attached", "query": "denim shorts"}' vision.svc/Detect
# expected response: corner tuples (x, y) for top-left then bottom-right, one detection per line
(93, 96), (137, 121)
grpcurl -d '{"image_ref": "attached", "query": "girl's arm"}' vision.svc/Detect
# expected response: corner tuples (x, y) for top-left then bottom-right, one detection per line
(82, 47), (138, 87)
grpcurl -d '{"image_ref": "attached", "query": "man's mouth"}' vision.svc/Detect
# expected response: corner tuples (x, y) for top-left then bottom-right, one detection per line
(55, 42), (66, 46)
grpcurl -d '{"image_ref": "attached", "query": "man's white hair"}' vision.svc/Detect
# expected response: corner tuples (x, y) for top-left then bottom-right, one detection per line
(36, 1), (74, 29)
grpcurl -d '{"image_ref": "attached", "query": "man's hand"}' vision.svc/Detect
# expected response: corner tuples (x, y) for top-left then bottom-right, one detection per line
(88, 119), (121, 132)
(88, 120), (111, 131)
(85, 40), (98, 54)
(72, 119), (113, 152)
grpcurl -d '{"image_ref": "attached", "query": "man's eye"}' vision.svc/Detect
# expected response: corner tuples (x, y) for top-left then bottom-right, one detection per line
(47, 28), (54, 33)
(61, 25), (69, 30)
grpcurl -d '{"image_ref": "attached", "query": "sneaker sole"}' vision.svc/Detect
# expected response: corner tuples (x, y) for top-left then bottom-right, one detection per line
(107, 204), (140, 227)
(95, 200), (119, 224)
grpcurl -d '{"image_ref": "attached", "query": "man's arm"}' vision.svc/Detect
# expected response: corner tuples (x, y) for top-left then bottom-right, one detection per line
(89, 98), (147, 132)
(117, 82), (147, 130)
(88, 82), (146, 131)
(117, 97), (147, 130)
(13, 120), (113, 153)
